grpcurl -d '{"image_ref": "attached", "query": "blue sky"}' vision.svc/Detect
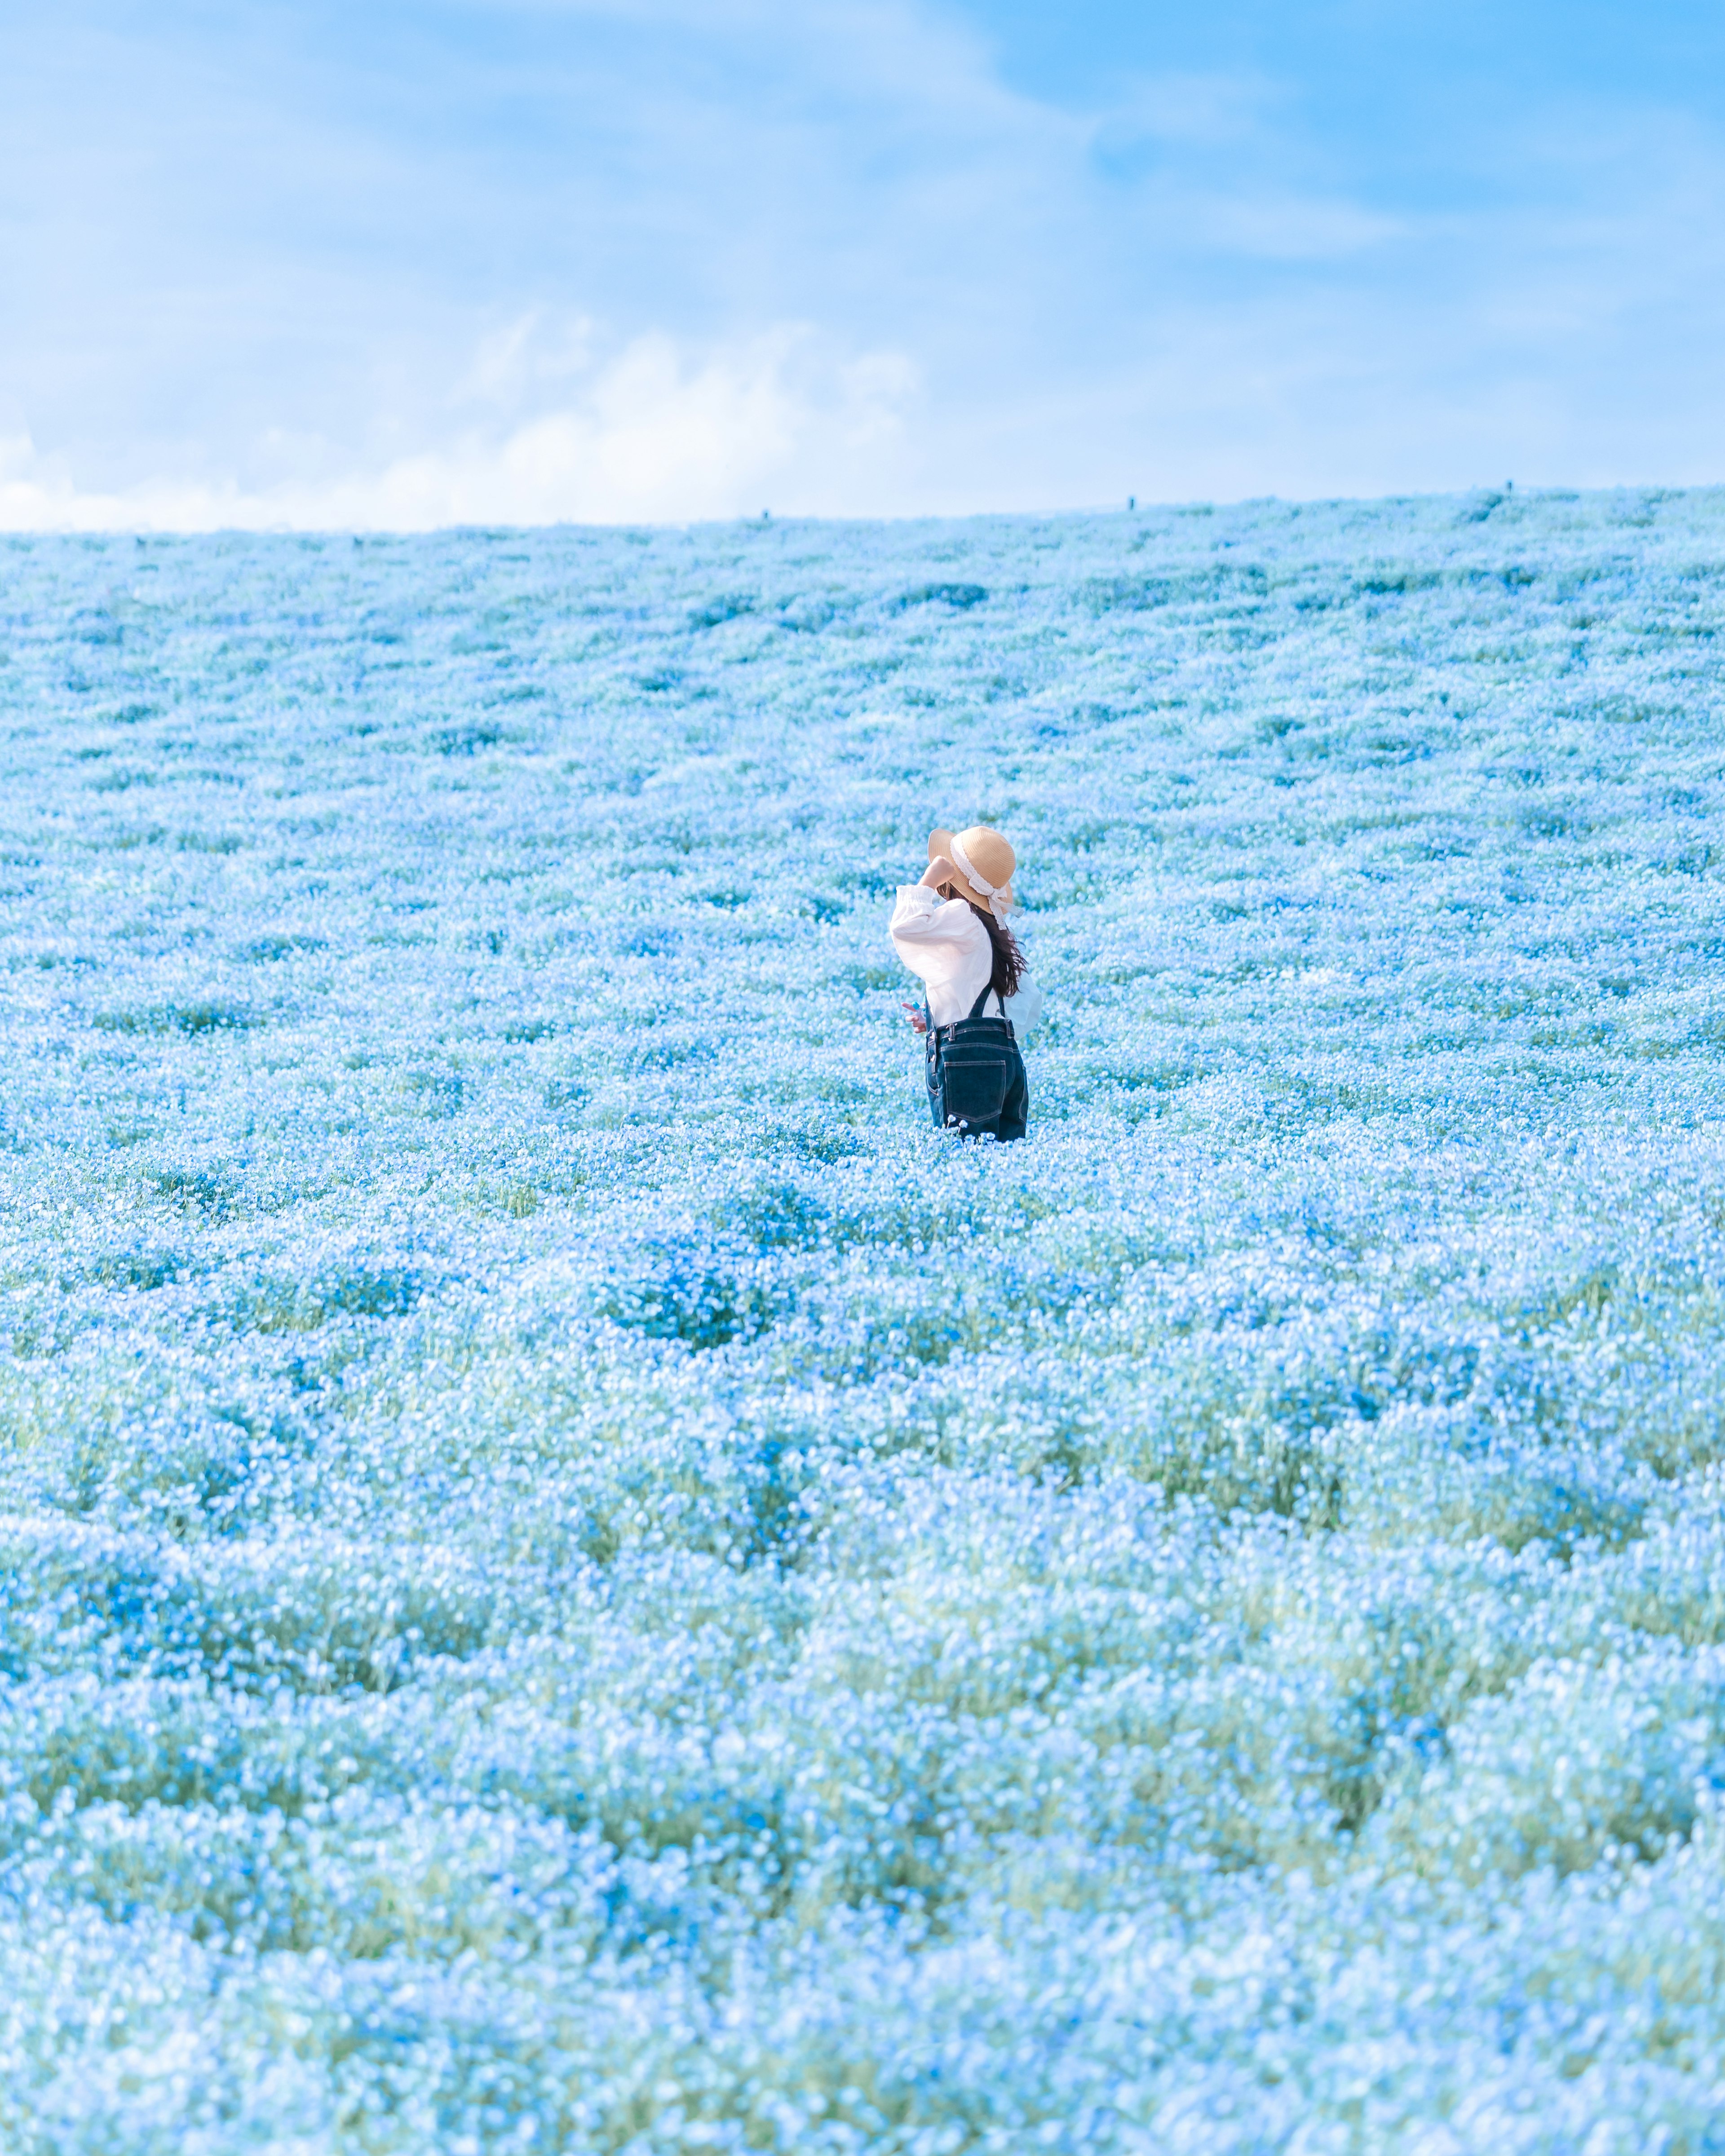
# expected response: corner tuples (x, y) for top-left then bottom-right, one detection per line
(2, 0), (1722, 526)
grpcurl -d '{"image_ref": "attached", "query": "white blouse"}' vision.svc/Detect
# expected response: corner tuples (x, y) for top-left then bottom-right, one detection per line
(889, 887), (1045, 1033)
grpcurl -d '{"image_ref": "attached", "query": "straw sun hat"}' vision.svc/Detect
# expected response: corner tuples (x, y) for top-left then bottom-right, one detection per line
(929, 824), (1016, 920)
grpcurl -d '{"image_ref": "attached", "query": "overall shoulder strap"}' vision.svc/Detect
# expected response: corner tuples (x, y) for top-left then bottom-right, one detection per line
(966, 980), (995, 1021)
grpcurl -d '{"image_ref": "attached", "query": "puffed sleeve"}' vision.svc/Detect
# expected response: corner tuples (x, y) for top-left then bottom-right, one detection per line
(889, 886), (991, 986)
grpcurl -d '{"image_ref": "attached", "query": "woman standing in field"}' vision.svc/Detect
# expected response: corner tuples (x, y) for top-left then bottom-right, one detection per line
(890, 823), (1041, 1141)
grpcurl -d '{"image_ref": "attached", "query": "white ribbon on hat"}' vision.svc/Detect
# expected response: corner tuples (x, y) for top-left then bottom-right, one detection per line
(949, 835), (1011, 922)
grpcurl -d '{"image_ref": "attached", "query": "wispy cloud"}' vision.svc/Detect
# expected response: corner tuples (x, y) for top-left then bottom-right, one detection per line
(1, 0), (1722, 524)
(0, 326), (920, 530)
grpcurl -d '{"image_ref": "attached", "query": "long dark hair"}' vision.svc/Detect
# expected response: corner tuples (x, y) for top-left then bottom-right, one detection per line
(965, 900), (1025, 1002)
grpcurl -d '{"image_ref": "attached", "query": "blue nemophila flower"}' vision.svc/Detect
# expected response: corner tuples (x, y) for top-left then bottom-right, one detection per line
(1, 492), (1725, 2148)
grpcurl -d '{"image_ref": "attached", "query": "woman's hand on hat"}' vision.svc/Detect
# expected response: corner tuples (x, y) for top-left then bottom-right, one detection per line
(920, 855), (957, 892)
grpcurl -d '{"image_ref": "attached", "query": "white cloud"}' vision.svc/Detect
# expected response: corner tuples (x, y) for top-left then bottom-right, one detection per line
(1090, 71), (1290, 155)
(0, 326), (920, 532)
(4, 3), (1725, 524)
(1177, 194), (1405, 262)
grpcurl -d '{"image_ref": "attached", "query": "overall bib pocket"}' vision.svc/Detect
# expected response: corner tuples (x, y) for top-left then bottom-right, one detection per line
(925, 983), (1030, 1141)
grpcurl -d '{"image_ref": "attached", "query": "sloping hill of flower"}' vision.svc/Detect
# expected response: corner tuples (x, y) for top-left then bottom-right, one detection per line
(3, 488), (1725, 2152)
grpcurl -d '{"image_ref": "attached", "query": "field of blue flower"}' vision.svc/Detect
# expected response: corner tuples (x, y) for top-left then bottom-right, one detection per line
(3, 488), (1725, 2152)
